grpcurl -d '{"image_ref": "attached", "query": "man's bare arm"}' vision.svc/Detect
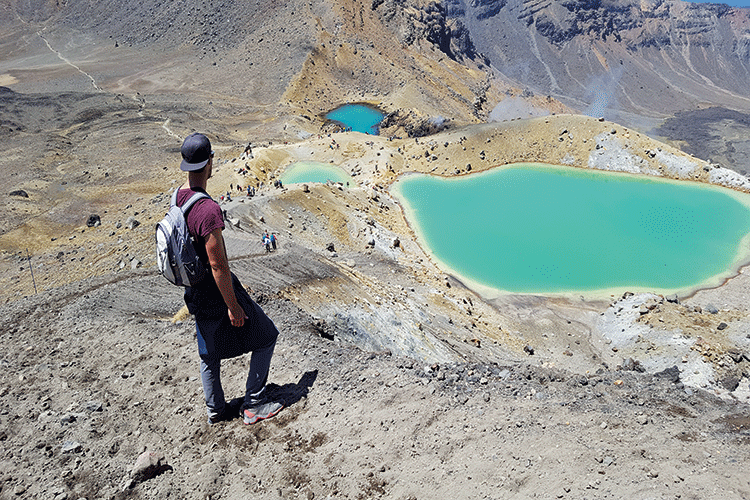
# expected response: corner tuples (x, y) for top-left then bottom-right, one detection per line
(205, 228), (246, 327)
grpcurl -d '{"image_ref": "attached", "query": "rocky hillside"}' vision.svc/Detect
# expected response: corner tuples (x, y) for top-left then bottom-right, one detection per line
(6, 0), (750, 133)
(449, 0), (750, 121)
(3, 0), (499, 121)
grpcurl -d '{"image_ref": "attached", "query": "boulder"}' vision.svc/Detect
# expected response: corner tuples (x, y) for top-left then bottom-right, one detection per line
(727, 348), (743, 363)
(125, 217), (140, 230)
(132, 451), (167, 481)
(61, 441), (82, 454)
(122, 450), (171, 490)
(86, 214), (101, 227)
(719, 375), (740, 391)
(621, 358), (644, 372)
(654, 365), (680, 383)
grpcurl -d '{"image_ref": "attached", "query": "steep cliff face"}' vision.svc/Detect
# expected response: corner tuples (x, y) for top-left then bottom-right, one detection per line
(452, 0), (750, 120)
(371, 0), (485, 63)
(526, 0), (642, 45)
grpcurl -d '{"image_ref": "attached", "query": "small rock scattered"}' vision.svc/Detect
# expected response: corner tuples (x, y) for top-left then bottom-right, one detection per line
(125, 217), (140, 230)
(61, 441), (82, 454)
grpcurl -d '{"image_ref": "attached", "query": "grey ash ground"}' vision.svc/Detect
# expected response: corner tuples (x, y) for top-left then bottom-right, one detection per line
(2, 266), (750, 499)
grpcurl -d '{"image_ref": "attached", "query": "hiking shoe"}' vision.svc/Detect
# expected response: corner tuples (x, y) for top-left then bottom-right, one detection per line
(208, 399), (242, 425)
(242, 401), (284, 425)
(208, 408), (231, 425)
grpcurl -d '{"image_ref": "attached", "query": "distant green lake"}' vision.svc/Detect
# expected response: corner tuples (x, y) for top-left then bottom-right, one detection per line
(326, 104), (384, 134)
(392, 163), (750, 296)
(280, 161), (352, 185)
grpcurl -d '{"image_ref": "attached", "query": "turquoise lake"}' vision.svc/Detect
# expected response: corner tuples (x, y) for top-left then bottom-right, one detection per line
(280, 161), (352, 185)
(392, 164), (750, 296)
(326, 104), (384, 134)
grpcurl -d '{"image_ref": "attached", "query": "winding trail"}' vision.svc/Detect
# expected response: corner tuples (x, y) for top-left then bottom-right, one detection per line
(161, 118), (181, 140)
(34, 28), (188, 143)
(37, 30), (102, 92)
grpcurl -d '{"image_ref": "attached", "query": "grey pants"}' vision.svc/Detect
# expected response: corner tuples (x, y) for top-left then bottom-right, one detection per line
(199, 339), (276, 420)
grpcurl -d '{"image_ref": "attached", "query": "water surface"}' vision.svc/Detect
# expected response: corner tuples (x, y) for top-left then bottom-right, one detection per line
(392, 163), (750, 296)
(280, 161), (352, 185)
(326, 104), (384, 134)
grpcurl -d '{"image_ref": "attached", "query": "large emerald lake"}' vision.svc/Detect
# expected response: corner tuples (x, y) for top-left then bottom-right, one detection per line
(392, 163), (750, 296)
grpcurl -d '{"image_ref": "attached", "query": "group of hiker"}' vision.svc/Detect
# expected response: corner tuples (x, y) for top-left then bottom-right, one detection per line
(219, 183), (257, 202)
(262, 231), (277, 253)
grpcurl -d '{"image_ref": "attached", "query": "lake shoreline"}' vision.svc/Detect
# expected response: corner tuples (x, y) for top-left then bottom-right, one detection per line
(391, 162), (750, 301)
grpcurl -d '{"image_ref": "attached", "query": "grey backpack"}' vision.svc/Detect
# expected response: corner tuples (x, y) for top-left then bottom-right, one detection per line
(155, 189), (211, 287)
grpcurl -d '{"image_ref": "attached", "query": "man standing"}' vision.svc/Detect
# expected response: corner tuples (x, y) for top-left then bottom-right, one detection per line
(176, 132), (283, 425)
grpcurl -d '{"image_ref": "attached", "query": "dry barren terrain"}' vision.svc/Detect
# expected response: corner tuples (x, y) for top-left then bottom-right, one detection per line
(2, 1), (750, 498)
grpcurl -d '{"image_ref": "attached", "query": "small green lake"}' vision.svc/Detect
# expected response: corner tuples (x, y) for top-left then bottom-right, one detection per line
(326, 104), (384, 134)
(392, 163), (750, 296)
(279, 161), (352, 185)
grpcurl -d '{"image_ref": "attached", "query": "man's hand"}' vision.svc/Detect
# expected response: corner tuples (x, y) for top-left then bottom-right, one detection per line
(228, 302), (247, 327)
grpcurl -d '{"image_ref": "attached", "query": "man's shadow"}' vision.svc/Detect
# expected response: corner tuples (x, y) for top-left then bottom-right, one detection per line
(265, 369), (318, 407)
(226, 370), (318, 420)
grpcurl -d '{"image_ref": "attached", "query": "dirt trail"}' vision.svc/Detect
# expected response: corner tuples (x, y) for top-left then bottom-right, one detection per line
(1, 256), (749, 499)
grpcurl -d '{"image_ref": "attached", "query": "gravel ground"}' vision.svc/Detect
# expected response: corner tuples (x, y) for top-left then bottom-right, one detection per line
(1, 252), (750, 500)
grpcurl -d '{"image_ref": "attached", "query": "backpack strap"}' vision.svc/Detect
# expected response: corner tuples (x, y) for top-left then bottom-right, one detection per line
(171, 188), (211, 215)
(181, 192), (211, 215)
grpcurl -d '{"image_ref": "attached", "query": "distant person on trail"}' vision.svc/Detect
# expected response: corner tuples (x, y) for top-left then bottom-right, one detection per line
(270, 233), (277, 251)
(175, 132), (284, 426)
(262, 231), (271, 253)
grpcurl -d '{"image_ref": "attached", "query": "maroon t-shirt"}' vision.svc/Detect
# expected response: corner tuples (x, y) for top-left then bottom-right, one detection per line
(176, 186), (224, 238)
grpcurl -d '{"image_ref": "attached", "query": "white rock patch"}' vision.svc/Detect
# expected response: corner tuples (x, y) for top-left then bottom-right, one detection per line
(709, 166), (750, 190)
(587, 133), (654, 175)
(654, 149), (699, 178)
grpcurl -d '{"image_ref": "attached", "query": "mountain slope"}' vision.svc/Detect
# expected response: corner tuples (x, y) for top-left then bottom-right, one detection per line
(450, 0), (750, 121)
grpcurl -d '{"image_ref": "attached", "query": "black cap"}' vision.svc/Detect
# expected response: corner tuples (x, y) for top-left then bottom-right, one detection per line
(180, 133), (212, 171)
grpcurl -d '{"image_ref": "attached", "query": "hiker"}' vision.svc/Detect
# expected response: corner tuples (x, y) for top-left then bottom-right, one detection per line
(270, 233), (277, 251)
(175, 132), (284, 425)
(262, 232), (271, 253)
